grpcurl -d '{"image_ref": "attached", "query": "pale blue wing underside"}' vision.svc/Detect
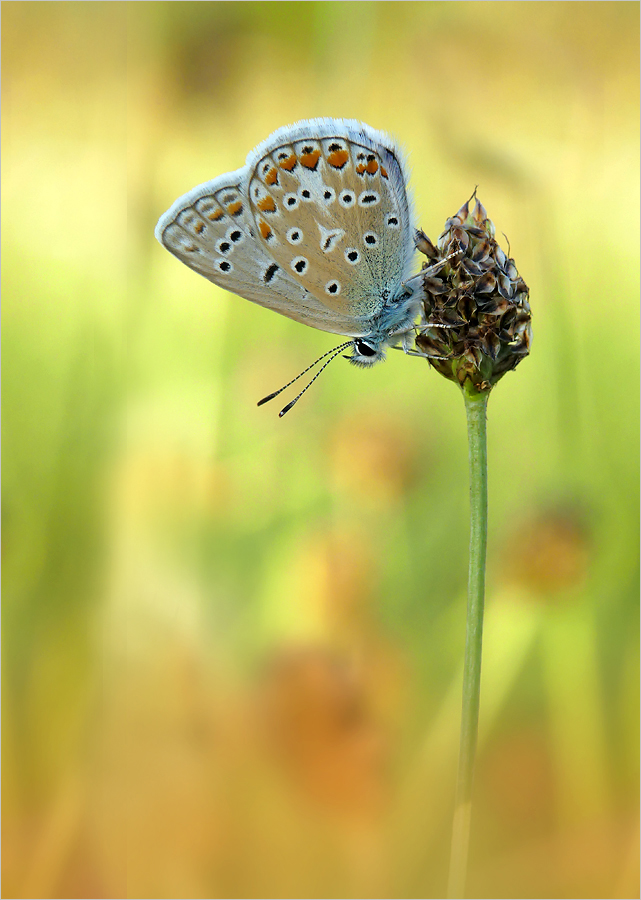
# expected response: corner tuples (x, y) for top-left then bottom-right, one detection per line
(155, 119), (418, 341)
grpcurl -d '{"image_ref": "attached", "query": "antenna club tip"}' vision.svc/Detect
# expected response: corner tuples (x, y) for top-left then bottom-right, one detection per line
(278, 401), (296, 417)
(257, 339), (352, 416)
(257, 393), (277, 407)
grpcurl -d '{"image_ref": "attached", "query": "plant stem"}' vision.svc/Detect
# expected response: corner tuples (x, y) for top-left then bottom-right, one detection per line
(447, 385), (489, 899)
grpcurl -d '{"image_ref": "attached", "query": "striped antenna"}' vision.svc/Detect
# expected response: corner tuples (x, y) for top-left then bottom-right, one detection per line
(257, 340), (353, 412)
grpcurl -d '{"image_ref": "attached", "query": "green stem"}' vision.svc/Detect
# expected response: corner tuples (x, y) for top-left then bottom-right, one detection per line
(447, 385), (489, 899)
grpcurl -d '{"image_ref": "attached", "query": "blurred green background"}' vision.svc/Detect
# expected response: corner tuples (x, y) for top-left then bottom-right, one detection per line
(2, 2), (639, 898)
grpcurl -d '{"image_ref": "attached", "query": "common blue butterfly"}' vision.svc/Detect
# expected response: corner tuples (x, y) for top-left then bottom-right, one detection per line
(155, 118), (422, 413)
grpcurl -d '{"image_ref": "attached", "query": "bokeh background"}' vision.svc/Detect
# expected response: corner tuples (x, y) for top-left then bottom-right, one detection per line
(3, 2), (639, 898)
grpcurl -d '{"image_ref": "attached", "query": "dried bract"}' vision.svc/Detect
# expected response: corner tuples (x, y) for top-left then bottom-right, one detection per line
(414, 198), (532, 391)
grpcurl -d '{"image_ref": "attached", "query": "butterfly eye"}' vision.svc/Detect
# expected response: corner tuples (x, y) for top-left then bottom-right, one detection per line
(354, 340), (377, 357)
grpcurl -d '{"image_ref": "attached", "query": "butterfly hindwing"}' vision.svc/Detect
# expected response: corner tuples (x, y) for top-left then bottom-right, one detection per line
(245, 119), (415, 323)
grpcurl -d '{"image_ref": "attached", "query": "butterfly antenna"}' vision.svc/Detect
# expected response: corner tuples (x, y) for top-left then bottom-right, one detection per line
(277, 344), (351, 417)
(402, 247), (463, 292)
(257, 341), (352, 407)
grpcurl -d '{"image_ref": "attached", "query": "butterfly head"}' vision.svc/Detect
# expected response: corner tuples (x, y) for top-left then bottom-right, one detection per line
(346, 338), (387, 367)
(346, 282), (422, 367)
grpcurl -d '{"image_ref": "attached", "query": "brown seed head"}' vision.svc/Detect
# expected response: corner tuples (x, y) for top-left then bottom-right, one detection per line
(414, 197), (532, 391)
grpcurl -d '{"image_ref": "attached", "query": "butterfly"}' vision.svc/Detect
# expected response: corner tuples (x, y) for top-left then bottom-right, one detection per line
(155, 118), (421, 414)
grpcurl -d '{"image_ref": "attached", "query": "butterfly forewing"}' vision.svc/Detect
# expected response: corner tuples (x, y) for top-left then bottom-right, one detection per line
(156, 173), (367, 332)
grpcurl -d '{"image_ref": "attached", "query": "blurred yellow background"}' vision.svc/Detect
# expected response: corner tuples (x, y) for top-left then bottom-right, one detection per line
(2, 2), (639, 898)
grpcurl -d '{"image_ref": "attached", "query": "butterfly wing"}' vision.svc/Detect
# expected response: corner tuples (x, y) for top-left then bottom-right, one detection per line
(155, 171), (367, 334)
(244, 118), (416, 324)
(156, 119), (416, 340)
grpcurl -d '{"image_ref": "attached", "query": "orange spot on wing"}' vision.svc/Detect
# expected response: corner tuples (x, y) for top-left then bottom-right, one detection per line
(380, 166), (388, 179)
(278, 154), (298, 171)
(194, 221), (205, 234)
(366, 159), (379, 174)
(327, 149), (349, 168)
(227, 201), (243, 216)
(208, 208), (224, 220)
(300, 149), (321, 169)
(257, 195), (277, 212)
(265, 167), (279, 185)
(259, 220), (273, 240)
(356, 163), (366, 174)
